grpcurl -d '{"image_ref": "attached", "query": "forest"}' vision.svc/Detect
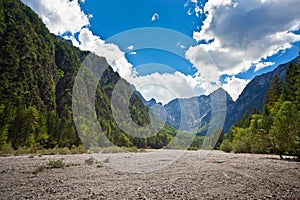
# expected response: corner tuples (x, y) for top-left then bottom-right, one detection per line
(0, 0), (176, 153)
(220, 60), (300, 159)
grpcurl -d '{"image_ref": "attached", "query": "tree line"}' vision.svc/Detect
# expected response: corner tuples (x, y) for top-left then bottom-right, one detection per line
(220, 55), (300, 159)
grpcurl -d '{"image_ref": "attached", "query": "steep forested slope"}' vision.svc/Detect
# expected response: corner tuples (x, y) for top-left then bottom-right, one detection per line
(0, 0), (175, 150)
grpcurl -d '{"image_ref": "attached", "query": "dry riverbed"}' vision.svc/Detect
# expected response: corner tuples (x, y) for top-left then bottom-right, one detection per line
(0, 150), (299, 199)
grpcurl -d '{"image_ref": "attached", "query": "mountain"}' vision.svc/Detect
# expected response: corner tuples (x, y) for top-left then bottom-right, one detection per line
(144, 58), (298, 134)
(0, 0), (175, 149)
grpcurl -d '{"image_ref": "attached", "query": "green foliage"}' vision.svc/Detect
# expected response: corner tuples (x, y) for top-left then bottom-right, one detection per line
(270, 101), (300, 157)
(0, 0), (178, 151)
(32, 165), (46, 175)
(0, 143), (15, 156)
(32, 159), (79, 174)
(231, 127), (251, 153)
(202, 128), (224, 150)
(220, 139), (232, 153)
(85, 157), (94, 165)
(190, 136), (205, 149)
(265, 75), (282, 105)
(224, 55), (300, 159)
(47, 159), (65, 168)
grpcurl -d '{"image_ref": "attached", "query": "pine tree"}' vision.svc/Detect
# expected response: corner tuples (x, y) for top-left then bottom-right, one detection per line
(265, 75), (281, 105)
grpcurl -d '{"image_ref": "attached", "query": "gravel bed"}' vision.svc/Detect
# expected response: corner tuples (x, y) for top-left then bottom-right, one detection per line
(0, 150), (299, 199)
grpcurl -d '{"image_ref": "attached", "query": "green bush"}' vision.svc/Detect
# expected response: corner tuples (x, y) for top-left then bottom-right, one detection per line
(85, 157), (94, 165)
(47, 159), (65, 168)
(220, 139), (232, 153)
(32, 166), (46, 175)
(0, 144), (15, 156)
(70, 145), (86, 154)
(15, 146), (36, 155)
(232, 139), (251, 153)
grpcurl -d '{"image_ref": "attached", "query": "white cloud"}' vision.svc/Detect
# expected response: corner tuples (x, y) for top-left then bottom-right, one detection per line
(255, 62), (275, 72)
(185, 0), (203, 17)
(151, 13), (160, 21)
(176, 42), (186, 49)
(75, 28), (136, 78)
(22, 0), (90, 35)
(128, 52), (137, 55)
(127, 72), (218, 105)
(127, 45), (134, 50)
(186, 0), (300, 96)
(222, 76), (250, 101)
(22, 0), (136, 79)
(23, 0), (300, 104)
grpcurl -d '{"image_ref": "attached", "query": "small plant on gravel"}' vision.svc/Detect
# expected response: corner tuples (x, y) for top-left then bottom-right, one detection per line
(85, 157), (94, 165)
(103, 156), (110, 163)
(65, 163), (81, 167)
(32, 166), (46, 175)
(96, 161), (104, 168)
(47, 159), (65, 168)
(32, 159), (80, 174)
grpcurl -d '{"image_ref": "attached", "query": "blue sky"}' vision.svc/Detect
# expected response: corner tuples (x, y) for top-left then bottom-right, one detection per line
(23, 0), (300, 104)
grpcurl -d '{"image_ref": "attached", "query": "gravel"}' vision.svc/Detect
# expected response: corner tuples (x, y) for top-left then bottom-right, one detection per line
(0, 150), (299, 199)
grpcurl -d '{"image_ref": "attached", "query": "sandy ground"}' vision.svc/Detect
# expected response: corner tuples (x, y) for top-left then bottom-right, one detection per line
(0, 150), (299, 199)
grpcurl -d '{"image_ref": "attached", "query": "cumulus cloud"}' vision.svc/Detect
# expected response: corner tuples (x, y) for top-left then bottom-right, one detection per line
(222, 76), (250, 101)
(186, 0), (300, 94)
(75, 28), (136, 78)
(22, 0), (135, 79)
(22, 0), (90, 35)
(151, 13), (160, 21)
(255, 62), (275, 72)
(127, 72), (219, 105)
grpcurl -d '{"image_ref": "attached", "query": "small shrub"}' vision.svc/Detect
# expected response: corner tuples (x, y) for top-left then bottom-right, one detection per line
(47, 159), (65, 168)
(0, 144), (15, 156)
(220, 140), (232, 153)
(65, 163), (80, 167)
(138, 148), (146, 152)
(103, 156), (110, 163)
(85, 157), (94, 165)
(232, 139), (251, 153)
(122, 146), (138, 153)
(32, 159), (79, 174)
(36, 149), (55, 155)
(96, 161), (103, 168)
(188, 146), (199, 151)
(70, 145), (86, 154)
(55, 147), (70, 155)
(15, 146), (33, 155)
(32, 166), (46, 175)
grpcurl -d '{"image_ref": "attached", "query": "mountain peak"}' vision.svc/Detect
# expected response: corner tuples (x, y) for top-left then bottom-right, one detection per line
(210, 87), (233, 102)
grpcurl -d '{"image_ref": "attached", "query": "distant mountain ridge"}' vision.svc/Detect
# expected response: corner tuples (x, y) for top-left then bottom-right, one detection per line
(143, 57), (298, 133)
